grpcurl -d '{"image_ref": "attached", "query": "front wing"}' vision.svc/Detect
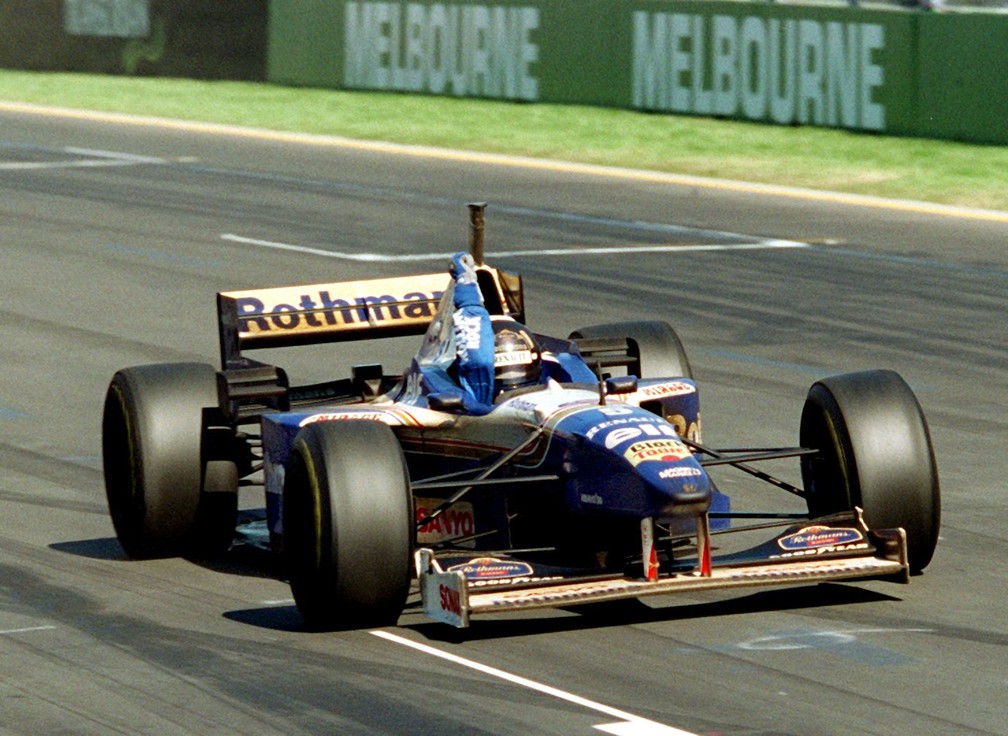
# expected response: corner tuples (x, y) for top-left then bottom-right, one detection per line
(415, 515), (909, 628)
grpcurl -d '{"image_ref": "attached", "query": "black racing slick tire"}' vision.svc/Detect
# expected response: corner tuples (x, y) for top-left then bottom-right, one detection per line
(283, 421), (413, 630)
(799, 369), (940, 573)
(569, 320), (693, 380)
(102, 363), (238, 559)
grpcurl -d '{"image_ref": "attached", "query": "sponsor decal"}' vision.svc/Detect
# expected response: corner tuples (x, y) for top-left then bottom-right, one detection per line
(439, 583), (462, 616)
(666, 413), (702, 444)
(495, 348), (533, 367)
(624, 438), (691, 466)
(586, 415), (661, 441)
(604, 422), (678, 450)
(448, 557), (534, 580)
(579, 493), (603, 506)
(416, 499), (475, 546)
(585, 417), (684, 451)
(778, 526), (864, 551)
(453, 312), (484, 360)
(299, 410), (404, 427)
(659, 465), (703, 480)
(469, 574), (564, 588)
(506, 397), (539, 413)
(638, 381), (696, 398)
(234, 289), (440, 334)
(221, 274), (445, 338)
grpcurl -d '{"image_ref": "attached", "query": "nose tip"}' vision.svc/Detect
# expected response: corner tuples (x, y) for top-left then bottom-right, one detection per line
(657, 486), (711, 518)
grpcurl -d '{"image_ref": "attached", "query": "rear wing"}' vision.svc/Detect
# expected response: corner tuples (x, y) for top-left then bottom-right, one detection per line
(218, 273), (443, 368)
(217, 266), (524, 369)
(214, 204), (524, 423)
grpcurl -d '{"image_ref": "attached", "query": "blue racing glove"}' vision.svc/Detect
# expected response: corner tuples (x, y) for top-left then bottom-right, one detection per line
(450, 252), (494, 406)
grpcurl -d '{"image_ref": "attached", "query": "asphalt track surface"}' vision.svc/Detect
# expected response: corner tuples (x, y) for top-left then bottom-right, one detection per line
(0, 105), (1005, 736)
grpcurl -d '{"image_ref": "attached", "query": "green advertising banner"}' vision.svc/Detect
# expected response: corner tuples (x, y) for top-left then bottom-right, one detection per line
(267, 0), (1008, 144)
(0, 0), (268, 78)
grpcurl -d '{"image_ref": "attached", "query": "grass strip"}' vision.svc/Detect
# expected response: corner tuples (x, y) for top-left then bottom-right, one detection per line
(1, 70), (1006, 211)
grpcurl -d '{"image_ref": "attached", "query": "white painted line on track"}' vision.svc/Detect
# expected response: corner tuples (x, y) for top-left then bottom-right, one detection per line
(3, 100), (1006, 224)
(0, 146), (165, 170)
(221, 233), (808, 262)
(0, 158), (148, 171)
(63, 146), (166, 164)
(372, 630), (700, 736)
(0, 625), (56, 636)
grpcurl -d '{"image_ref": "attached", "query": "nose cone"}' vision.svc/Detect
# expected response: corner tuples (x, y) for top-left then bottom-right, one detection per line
(640, 453), (711, 519)
(572, 408), (712, 520)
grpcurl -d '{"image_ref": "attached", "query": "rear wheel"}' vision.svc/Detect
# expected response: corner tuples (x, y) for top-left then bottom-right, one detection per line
(569, 320), (692, 380)
(283, 421), (413, 629)
(800, 369), (940, 573)
(102, 363), (238, 558)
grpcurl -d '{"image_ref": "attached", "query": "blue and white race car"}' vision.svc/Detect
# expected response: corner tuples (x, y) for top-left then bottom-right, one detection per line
(102, 207), (939, 629)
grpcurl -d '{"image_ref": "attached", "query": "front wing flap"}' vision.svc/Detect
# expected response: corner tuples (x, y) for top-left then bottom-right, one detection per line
(415, 520), (909, 628)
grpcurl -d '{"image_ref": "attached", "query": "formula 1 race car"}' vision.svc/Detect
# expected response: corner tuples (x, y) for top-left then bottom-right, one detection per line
(102, 206), (940, 629)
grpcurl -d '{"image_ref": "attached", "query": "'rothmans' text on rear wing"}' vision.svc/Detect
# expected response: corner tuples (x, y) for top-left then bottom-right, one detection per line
(217, 266), (524, 369)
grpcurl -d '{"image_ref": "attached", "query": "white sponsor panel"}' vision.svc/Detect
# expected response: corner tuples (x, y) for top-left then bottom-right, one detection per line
(64, 0), (150, 37)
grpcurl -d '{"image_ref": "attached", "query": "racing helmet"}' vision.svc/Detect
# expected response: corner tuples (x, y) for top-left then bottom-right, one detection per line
(492, 318), (542, 390)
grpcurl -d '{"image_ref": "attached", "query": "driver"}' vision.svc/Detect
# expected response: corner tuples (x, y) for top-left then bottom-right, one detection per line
(447, 251), (588, 409)
(448, 253), (544, 405)
(491, 318), (543, 391)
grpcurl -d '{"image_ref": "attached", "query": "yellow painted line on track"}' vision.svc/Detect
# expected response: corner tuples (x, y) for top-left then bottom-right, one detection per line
(4, 100), (1008, 225)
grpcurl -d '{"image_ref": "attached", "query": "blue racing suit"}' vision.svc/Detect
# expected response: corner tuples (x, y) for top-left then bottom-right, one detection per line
(450, 253), (495, 407)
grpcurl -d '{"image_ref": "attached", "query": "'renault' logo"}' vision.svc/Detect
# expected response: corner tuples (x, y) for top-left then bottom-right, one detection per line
(448, 557), (534, 580)
(778, 526), (864, 551)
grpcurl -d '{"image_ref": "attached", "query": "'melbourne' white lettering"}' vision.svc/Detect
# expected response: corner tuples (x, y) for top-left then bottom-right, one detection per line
(344, 2), (539, 101)
(631, 12), (885, 131)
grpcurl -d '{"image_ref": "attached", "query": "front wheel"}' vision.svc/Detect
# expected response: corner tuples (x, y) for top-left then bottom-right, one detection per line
(800, 369), (940, 573)
(283, 421), (413, 629)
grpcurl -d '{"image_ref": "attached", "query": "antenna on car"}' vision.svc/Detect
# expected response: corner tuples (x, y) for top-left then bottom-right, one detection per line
(596, 361), (606, 405)
(467, 202), (487, 266)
